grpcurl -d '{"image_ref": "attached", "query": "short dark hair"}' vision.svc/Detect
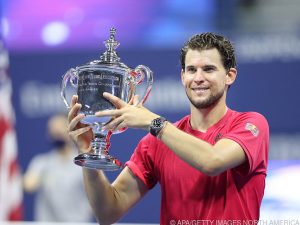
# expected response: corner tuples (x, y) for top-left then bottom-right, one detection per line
(180, 32), (236, 71)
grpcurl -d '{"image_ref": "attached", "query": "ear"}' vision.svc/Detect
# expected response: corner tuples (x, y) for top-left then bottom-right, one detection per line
(181, 69), (185, 86)
(226, 68), (237, 86)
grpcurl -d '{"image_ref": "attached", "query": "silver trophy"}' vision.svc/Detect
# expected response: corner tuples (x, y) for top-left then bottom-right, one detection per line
(61, 28), (153, 170)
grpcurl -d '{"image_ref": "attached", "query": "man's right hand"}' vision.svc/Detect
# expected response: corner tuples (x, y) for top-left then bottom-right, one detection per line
(67, 95), (93, 153)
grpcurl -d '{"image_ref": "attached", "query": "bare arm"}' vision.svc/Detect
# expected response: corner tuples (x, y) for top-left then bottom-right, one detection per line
(82, 167), (148, 225)
(68, 95), (149, 225)
(96, 93), (246, 177)
(159, 122), (246, 176)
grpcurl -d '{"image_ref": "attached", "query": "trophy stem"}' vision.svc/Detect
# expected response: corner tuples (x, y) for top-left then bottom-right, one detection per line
(74, 131), (122, 171)
(91, 134), (109, 155)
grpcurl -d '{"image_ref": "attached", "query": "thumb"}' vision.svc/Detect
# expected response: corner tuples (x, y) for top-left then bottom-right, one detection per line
(133, 95), (140, 106)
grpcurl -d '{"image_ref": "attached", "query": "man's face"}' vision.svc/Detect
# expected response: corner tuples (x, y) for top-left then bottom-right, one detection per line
(181, 48), (229, 109)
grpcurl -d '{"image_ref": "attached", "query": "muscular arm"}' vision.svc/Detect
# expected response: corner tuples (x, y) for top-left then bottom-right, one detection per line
(97, 93), (246, 177)
(68, 95), (149, 225)
(82, 167), (148, 225)
(160, 122), (246, 176)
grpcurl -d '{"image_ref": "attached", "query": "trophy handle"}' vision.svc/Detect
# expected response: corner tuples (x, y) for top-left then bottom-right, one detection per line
(61, 68), (78, 108)
(131, 65), (153, 105)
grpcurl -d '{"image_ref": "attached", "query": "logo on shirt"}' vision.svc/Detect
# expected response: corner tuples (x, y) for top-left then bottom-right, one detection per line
(245, 123), (259, 137)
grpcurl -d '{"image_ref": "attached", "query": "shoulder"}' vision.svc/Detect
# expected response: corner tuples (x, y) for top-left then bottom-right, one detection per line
(230, 110), (269, 127)
(30, 150), (56, 164)
(227, 110), (269, 138)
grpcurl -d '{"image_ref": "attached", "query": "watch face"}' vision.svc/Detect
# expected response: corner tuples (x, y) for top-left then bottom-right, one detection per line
(153, 119), (162, 128)
(150, 117), (166, 136)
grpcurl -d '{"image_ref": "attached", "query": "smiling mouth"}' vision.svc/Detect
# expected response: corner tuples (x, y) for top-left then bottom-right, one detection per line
(191, 87), (209, 94)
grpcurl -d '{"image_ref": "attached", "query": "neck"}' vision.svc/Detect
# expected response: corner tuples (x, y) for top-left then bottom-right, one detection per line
(190, 99), (228, 132)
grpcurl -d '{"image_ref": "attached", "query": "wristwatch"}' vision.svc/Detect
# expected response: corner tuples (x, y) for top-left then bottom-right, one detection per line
(149, 117), (167, 137)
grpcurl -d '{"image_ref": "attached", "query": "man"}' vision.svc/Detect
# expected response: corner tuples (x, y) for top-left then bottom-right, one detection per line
(68, 33), (269, 225)
(23, 115), (93, 222)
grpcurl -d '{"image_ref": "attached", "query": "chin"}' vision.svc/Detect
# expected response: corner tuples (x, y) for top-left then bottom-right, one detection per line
(189, 94), (220, 109)
(190, 96), (209, 104)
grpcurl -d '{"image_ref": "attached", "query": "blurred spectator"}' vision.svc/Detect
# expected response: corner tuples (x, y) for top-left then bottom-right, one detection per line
(23, 114), (93, 222)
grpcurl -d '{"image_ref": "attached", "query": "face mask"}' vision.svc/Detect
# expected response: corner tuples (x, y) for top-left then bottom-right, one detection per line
(50, 138), (67, 150)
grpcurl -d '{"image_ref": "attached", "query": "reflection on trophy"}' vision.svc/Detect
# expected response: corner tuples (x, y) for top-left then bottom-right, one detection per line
(61, 28), (153, 171)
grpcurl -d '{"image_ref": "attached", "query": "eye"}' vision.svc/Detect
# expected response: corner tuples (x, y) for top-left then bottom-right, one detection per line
(203, 66), (216, 73)
(186, 66), (197, 73)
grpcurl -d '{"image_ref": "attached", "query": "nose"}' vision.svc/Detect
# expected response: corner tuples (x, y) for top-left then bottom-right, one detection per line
(193, 69), (205, 83)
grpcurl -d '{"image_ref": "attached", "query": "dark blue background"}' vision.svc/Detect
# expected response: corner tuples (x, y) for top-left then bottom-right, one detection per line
(2, 0), (300, 222)
(9, 47), (300, 222)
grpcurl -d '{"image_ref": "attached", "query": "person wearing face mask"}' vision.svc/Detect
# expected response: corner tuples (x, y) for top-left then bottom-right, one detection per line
(23, 114), (93, 222)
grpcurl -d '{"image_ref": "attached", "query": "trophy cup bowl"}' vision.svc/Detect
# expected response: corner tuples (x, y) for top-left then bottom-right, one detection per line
(61, 28), (153, 171)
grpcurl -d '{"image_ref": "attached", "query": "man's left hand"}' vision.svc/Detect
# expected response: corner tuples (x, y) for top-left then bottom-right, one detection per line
(95, 92), (159, 132)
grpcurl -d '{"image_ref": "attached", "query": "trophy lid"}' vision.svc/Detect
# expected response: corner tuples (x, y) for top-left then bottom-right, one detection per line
(99, 27), (120, 63)
(83, 27), (129, 69)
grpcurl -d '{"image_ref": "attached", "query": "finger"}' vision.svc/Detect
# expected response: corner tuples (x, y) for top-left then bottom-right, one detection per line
(128, 95), (135, 105)
(70, 95), (78, 108)
(114, 120), (127, 132)
(68, 113), (85, 131)
(103, 116), (124, 130)
(95, 109), (122, 117)
(103, 92), (127, 108)
(69, 126), (91, 140)
(68, 103), (82, 123)
(133, 95), (140, 106)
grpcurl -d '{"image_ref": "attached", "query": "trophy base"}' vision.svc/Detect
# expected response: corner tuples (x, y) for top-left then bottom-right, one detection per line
(74, 153), (122, 171)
